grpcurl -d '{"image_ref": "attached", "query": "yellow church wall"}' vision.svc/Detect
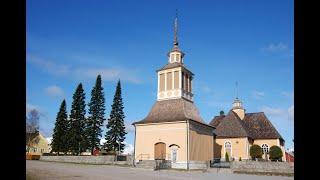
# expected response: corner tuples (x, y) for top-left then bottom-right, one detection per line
(253, 139), (286, 161)
(215, 137), (250, 160)
(134, 121), (188, 162)
(189, 121), (214, 161)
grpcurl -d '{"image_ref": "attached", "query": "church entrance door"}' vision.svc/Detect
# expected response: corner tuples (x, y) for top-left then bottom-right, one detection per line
(154, 142), (166, 160)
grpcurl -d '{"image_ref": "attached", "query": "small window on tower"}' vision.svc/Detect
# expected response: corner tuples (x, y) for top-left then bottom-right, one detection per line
(185, 74), (189, 91)
(159, 74), (165, 91)
(170, 54), (174, 63)
(176, 54), (180, 62)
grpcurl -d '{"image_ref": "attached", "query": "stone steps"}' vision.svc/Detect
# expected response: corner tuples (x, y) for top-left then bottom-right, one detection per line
(135, 160), (156, 169)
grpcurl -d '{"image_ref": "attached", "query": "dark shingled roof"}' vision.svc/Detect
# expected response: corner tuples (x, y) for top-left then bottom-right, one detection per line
(242, 112), (283, 140)
(211, 111), (249, 138)
(210, 115), (225, 127)
(209, 110), (283, 140)
(157, 62), (194, 75)
(133, 98), (207, 125)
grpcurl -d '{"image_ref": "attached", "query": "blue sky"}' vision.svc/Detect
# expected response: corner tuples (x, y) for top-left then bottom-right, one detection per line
(27, 0), (294, 152)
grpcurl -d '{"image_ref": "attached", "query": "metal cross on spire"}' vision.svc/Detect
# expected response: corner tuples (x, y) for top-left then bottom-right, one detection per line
(174, 9), (178, 46)
(235, 81), (239, 99)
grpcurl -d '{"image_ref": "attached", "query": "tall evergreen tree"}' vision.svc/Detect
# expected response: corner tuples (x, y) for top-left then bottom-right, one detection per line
(68, 83), (86, 155)
(51, 100), (69, 155)
(104, 80), (127, 153)
(86, 75), (106, 154)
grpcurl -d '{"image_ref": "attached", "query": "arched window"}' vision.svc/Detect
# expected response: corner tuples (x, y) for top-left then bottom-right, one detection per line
(262, 144), (269, 153)
(224, 141), (232, 157)
(225, 142), (232, 149)
(169, 144), (179, 163)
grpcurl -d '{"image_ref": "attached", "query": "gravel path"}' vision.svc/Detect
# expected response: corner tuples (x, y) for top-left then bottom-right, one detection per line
(26, 160), (294, 180)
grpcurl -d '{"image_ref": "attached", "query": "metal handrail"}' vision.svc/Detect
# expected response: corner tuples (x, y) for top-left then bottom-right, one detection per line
(136, 153), (171, 161)
(137, 153), (150, 161)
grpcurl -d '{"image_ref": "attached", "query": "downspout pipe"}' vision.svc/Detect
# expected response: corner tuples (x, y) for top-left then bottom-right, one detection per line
(133, 124), (136, 166)
(187, 120), (189, 170)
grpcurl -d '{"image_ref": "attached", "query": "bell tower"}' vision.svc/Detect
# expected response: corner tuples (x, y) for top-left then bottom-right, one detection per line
(232, 82), (245, 119)
(157, 13), (193, 102)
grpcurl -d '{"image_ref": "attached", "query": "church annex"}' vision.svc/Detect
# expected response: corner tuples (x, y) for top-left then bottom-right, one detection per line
(210, 98), (286, 161)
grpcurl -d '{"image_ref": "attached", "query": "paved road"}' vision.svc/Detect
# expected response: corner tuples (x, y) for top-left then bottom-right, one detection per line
(26, 160), (294, 180)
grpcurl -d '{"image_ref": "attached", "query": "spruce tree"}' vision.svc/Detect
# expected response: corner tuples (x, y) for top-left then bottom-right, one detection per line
(86, 75), (106, 154)
(68, 83), (86, 155)
(51, 100), (68, 155)
(104, 80), (127, 153)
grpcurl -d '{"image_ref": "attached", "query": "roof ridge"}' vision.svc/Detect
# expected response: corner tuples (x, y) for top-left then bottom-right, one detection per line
(260, 113), (283, 140)
(231, 111), (251, 137)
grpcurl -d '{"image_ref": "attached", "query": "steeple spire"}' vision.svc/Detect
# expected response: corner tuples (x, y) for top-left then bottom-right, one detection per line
(174, 9), (178, 46)
(235, 81), (239, 99)
(167, 10), (184, 63)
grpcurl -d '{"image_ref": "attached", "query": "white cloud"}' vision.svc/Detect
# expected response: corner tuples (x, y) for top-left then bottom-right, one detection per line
(260, 105), (294, 122)
(27, 55), (142, 84)
(288, 105), (294, 121)
(27, 55), (70, 76)
(100, 138), (107, 145)
(98, 140), (134, 155)
(261, 106), (285, 116)
(201, 85), (212, 93)
(123, 142), (134, 155)
(45, 85), (64, 98)
(281, 91), (294, 100)
(288, 147), (294, 153)
(262, 42), (289, 53)
(125, 122), (135, 133)
(46, 137), (53, 144)
(252, 91), (265, 99)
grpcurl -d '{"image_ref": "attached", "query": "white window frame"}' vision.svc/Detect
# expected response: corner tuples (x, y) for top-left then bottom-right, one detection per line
(169, 145), (179, 163)
(224, 141), (232, 157)
(261, 144), (269, 154)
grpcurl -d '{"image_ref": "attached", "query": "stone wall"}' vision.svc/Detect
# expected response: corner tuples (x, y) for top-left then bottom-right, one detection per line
(40, 155), (133, 166)
(231, 161), (294, 174)
(189, 161), (210, 170)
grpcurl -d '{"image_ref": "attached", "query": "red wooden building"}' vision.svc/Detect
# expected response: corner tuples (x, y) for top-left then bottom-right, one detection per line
(285, 151), (294, 162)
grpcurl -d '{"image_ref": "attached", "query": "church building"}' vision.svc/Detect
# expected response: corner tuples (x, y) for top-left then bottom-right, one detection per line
(209, 97), (286, 161)
(132, 16), (215, 169)
(132, 15), (286, 169)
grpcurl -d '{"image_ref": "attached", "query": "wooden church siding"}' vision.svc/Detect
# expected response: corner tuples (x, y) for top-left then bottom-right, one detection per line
(189, 122), (214, 161)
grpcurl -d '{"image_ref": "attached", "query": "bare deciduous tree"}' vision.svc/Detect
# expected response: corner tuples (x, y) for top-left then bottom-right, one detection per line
(26, 109), (40, 154)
